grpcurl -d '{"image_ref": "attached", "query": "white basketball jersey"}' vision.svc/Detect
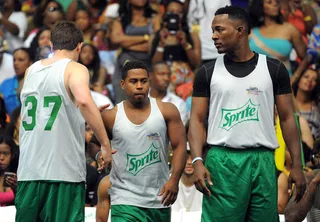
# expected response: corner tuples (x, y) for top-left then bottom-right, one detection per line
(18, 59), (86, 182)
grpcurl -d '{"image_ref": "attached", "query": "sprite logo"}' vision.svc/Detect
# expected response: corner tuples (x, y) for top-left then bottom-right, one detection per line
(219, 99), (260, 131)
(125, 143), (161, 176)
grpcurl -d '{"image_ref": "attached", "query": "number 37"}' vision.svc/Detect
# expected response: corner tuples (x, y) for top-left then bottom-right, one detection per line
(22, 95), (62, 131)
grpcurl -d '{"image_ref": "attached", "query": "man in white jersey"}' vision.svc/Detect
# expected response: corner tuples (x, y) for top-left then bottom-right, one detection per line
(188, 6), (306, 222)
(16, 21), (114, 222)
(101, 60), (187, 222)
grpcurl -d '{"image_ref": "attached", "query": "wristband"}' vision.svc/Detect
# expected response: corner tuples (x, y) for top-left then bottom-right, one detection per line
(192, 157), (204, 164)
(156, 47), (164, 52)
(95, 151), (101, 161)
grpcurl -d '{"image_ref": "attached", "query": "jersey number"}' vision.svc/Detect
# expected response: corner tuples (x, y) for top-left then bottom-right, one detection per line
(22, 96), (62, 131)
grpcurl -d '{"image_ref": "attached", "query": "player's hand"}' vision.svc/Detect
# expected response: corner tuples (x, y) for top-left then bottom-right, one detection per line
(98, 104), (110, 112)
(100, 147), (117, 169)
(158, 178), (179, 206)
(288, 167), (306, 202)
(5, 173), (17, 193)
(194, 161), (213, 196)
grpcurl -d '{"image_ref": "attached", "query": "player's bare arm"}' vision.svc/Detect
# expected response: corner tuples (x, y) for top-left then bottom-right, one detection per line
(188, 97), (213, 196)
(67, 61), (113, 165)
(96, 176), (111, 222)
(276, 93), (306, 202)
(158, 101), (187, 206)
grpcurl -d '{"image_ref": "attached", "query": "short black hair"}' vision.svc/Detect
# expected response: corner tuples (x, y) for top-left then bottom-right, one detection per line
(51, 21), (84, 51)
(151, 61), (169, 73)
(215, 5), (251, 34)
(121, 60), (148, 80)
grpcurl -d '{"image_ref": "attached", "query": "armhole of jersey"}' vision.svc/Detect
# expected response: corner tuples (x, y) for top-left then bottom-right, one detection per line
(266, 57), (279, 104)
(205, 60), (216, 100)
(62, 59), (75, 105)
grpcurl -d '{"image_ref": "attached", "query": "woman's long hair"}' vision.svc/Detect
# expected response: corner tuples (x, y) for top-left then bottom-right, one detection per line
(248, 0), (283, 28)
(118, 0), (157, 30)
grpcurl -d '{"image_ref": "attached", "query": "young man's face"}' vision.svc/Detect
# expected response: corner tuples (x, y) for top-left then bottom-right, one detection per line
(121, 68), (150, 104)
(211, 14), (242, 54)
(150, 64), (171, 93)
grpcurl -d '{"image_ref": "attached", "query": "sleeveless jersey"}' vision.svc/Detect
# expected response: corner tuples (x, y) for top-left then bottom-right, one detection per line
(18, 59), (86, 182)
(207, 54), (279, 149)
(109, 98), (169, 208)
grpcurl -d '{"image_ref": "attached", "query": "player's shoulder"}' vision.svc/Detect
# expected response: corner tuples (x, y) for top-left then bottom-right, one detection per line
(67, 60), (87, 71)
(156, 99), (180, 118)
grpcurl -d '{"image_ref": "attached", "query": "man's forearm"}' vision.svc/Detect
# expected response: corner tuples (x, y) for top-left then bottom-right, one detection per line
(285, 180), (318, 222)
(170, 144), (186, 181)
(188, 120), (205, 160)
(280, 115), (303, 168)
(79, 101), (111, 149)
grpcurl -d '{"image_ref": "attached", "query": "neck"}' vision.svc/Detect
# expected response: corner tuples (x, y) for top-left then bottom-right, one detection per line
(127, 97), (150, 109)
(181, 174), (195, 187)
(52, 50), (76, 61)
(149, 88), (166, 100)
(263, 16), (277, 26)
(132, 5), (145, 17)
(226, 43), (255, 62)
(296, 90), (312, 104)
(17, 74), (24, 81)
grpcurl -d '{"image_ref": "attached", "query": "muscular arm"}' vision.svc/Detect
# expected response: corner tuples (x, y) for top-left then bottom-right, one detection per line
(110, 20), (148, 48)
(68, 63), (111, 150)
(96, 176), (111, 222)
(163, 102), (187, 182)
(188, 97), (208, 160)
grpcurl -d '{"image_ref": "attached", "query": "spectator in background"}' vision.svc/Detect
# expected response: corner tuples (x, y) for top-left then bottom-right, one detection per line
(110, 0), (161, 103)
(151, 0), (201, 98)
(310, 0), (320, 24)
(24, 0), (65, 47)
(0, 98), (7, 135)
(29, 27), (51, 60)
(292, 68), (320, 139)
(0, 135), (18, 207)
(249, 0), (307, 77)
(281, 0), (317, 44)
(171, 142), (203, 212)
(75, 8), (95, 43)
(0, 48), (33, 115)
(0, 0), (28, 53)
(0, 37), (15, 84)
(67, 0), (107, 22)
(187, 0), (231, 64)
(149, 62), (188, 125)
(79, 43), (108, 94)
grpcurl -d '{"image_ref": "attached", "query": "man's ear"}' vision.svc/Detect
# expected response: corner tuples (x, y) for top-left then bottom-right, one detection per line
(77, 42), (84, 53)
(237, 26), (244, 35)
(120, 79), (125, 90)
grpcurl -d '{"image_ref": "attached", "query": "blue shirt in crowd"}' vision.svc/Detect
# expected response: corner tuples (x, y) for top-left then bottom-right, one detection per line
(0, 75), (20, 115)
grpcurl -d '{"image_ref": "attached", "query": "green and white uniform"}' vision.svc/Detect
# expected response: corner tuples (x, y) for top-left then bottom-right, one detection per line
(193, 53), (292, 222)
(16, 59), (86, 222)
(109, 98), (170, 221)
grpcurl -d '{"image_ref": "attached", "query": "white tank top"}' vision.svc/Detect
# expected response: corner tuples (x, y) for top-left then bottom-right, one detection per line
(207, 54), (279, 149)
(18, 59), (86, 182)
(109, 98), (170, 208)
